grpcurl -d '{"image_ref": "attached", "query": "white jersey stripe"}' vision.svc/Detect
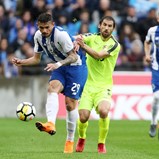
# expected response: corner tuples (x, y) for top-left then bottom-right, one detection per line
(146, 26), (159, 70)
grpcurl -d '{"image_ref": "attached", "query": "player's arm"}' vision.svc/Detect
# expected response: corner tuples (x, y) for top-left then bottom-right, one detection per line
(144, 28), (152, 63)
(12, 31), (42, 67)
(83, 44), (110, 59)
(76, 37), (110, 59)
(44, 49), (78, 71)
(12, 53), (41, 67)
(59, 49), (78, 65)
(144, 40), (151, 63)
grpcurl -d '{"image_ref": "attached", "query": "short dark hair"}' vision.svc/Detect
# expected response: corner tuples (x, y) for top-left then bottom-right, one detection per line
(99, 16), (116, 28)
(37, 13), (52, 23)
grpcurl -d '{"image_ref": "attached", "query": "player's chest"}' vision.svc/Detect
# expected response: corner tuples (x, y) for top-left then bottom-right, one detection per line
(91, 38), (110, 51)
(43, 38), (62, 53)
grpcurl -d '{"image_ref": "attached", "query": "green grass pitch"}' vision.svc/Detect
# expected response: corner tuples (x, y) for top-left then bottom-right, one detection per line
(0, 118), (159, 159)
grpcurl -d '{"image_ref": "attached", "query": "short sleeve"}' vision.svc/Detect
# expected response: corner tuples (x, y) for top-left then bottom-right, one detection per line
(57, 31), (74, 53)
(83, 33), (92, 45)
(145, 28), (152, 43)
(33, 31), (43, 53)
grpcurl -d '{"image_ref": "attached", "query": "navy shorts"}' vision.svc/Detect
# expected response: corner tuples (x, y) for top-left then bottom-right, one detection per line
(151, 69), (159, 92)
(49, 64), (87, 100)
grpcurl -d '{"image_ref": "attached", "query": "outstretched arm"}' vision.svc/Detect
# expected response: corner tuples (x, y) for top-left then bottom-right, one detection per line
(76, 37), (110, 59)
(12, 53), (41, 66)
(144, 40), (151, 63)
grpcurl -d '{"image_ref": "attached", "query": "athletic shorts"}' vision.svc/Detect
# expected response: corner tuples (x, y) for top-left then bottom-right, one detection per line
(78, 85), (112, 113)
(151, 69), (159, 92)
(49, 64), (87, 100)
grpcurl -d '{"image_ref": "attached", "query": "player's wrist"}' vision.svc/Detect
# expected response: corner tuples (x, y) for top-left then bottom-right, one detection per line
(55, 61), (62, 68)
(82, 43), (86, 49)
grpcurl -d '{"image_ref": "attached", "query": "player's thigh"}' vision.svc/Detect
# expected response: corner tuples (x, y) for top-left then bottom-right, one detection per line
(49, 80), (63, 93)
(78, 90), (94, 111)
(49, 67), (65, 93)
(64, 65), (87, 100)
(152, 82), (159, 93)
(152, 69), (159, 92)
(94, 88), (112, 113)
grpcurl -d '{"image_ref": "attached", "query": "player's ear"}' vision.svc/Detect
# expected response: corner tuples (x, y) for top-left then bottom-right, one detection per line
(52, 22), (55, 26)
(98, 24), (100, 29)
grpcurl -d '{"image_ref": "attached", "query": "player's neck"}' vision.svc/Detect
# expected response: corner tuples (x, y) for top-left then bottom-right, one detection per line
(101, 35), (112, 41)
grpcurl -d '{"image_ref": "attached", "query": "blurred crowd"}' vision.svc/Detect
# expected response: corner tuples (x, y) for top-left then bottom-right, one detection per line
(0, 0), (158, 78)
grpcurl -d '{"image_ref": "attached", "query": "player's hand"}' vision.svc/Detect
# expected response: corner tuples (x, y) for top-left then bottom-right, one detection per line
(76, 39), (85, 48)
(11, 57), (23, 66)
(44, 63), (60, 71)
(145, 55), (151, 63)
(76, 35), (84, 48)
(73, 41), (80, 52)
(76, 34), (83, 40)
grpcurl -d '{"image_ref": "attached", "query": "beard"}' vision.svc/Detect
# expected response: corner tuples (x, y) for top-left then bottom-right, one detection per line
(42, 33), (50, 37)
(101, 31), (111, 39)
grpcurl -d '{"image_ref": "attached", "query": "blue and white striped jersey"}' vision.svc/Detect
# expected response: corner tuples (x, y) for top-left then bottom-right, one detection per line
(145, 26), (159, 70)
(34, 26), (83, 66)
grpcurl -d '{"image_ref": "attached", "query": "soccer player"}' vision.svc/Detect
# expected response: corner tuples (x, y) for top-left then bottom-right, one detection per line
(144, 10), (159, 138)
(12, 13), (87, 153)
(75, 16), (120, 153)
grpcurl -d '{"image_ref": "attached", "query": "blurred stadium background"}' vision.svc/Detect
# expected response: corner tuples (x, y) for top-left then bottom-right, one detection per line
(1, 1), (159, 159)
(0, 0), (159, 120)
(0, 71), (154, 120)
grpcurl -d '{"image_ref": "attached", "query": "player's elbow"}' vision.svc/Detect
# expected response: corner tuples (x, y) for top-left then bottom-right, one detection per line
(33, 54), (41, 64)
(144, 41), (147, 46)
(96, 54), (103, 59)
(94, 54), (107, 59)
(74, 54), (78, 61)
(36, 58), (41, 64)
(71, 54), (78, 62)
(144, 40), (150, 46)
(32, 58), (40, 65)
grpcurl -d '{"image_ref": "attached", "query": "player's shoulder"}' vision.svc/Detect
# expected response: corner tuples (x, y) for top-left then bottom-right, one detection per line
(111, 35), (120, 44)
(148, 25), (158, 32)
(108, 35), (121, 52)
(55, 26), (68, 35)
(83, 33), (100, 42)
(83, 32), (99, 37)
(34, 30), (42, 39)
(83, 33), (93, 37)
(54, 26), (71, 40)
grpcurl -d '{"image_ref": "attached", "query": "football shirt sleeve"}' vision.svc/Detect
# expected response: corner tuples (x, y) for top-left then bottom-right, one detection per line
(83, 33), (92, 45)
(145, 28), (152, 43)
(58, 31), (74, 54)
(34, 31), (44, 53)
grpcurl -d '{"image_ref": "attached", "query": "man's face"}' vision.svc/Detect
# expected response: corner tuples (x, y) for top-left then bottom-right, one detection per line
(37, 21), (54, 37)
(99, 19), (114, 39)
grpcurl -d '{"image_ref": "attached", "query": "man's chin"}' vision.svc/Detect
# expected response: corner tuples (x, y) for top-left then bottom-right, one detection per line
(42, 34), (49, 37)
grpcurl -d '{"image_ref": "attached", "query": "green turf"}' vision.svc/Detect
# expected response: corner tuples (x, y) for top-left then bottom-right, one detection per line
(0, 118), (159, 159)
